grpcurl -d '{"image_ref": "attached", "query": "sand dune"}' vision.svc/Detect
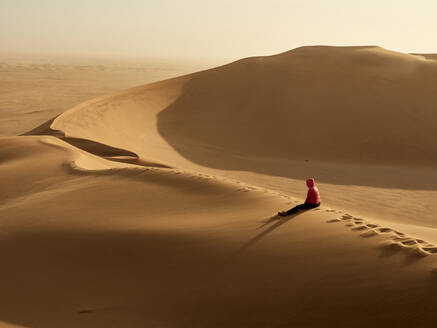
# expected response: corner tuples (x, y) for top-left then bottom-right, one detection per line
(0, 53), (214, 137)
(49, 46), (437, 166)
(1, 136), (437, 328)
(33, 45), (437, 233)
(2, 46), (437, 327)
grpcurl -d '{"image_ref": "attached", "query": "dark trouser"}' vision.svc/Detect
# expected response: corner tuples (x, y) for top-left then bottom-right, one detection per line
(284, 202), (320, 215)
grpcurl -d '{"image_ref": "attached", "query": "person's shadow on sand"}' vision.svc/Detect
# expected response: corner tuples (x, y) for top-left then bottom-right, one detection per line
(235, 207), (315, 256)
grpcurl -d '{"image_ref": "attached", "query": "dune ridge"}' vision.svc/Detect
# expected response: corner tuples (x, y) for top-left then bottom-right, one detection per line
(47, 45), (437, 167)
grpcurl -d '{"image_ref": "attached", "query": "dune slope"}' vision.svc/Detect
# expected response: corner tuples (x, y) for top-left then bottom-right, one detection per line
(33, 45), (437, 234)
(49, 46), (437, 167)
(1, 136), (437, 328)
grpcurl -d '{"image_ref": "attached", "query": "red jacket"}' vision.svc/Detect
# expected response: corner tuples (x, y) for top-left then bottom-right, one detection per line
(305, 178), (320, 204)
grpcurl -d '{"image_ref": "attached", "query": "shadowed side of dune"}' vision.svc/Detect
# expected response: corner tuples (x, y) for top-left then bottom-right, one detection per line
(58, 137), (170, 168)
(157, 46), (437, 168)
(1, 226), (437, 328)
(22, 115), (64, 137)
(24, 117), (170, 168)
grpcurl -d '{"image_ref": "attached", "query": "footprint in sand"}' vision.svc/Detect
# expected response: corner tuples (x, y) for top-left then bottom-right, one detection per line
(360, 230), (378, 238)
(382, 241), (407, 251)
(341, 215), (353, 221)
(376, 227), (392, 233)
(392, 236), (419, 245)
(400, 239), (418, 246)
(422, 246), (437, 254)
(352, 225), (369, 231)
(326, 218), (341, 223)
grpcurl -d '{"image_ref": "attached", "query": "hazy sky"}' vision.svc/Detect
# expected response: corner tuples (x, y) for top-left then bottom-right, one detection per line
(1, 0), (436, 60)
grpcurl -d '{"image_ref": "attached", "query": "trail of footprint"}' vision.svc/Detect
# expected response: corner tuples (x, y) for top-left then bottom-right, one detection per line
(325, 213), (437, 258)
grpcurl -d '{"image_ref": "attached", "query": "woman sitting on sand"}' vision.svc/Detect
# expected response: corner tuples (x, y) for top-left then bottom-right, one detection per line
(278, 178), (320, 216)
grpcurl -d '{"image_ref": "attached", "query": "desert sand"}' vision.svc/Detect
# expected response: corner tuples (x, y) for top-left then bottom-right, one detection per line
(1, 46), (437, 327)
(0, 53), (215, 137)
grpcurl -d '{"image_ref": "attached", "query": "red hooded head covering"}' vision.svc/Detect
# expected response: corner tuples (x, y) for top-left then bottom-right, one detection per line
(305, 178), (320, 204)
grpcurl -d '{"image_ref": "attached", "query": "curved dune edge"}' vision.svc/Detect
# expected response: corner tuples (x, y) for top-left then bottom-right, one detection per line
(49, 45), (437, 166)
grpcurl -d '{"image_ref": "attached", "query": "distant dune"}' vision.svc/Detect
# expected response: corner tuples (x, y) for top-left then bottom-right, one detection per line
(411, 53), (437, 60)
(49, 45), (437, 167)
(2, 46), (437, 327)
(0, 53), (213, 137)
